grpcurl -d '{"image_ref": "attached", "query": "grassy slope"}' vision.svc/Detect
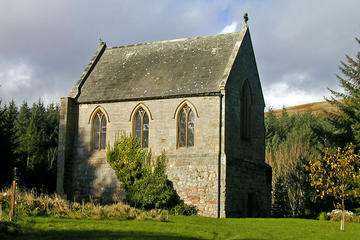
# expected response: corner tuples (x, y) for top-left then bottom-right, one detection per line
(4, 216), (360, 240)
(265, 101), (338, 117)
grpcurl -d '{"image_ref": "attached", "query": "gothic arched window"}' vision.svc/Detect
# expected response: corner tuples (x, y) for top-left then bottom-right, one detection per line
(93, 110), (107, 150)
(241, 80), (252, 139)
(133, 107), (149, 148)
(178, 105), (194, 148)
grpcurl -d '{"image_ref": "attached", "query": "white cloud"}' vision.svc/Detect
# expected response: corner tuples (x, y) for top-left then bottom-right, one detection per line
(263, 69), (345, 110)
(0, 63), (32, 92)
(264, 81), (330, 110)
(263, 71), (334, 109)
(219, 21), (238, 34)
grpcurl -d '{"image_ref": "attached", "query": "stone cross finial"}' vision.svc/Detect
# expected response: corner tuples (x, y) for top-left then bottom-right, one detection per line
(244, 13), (248, 24)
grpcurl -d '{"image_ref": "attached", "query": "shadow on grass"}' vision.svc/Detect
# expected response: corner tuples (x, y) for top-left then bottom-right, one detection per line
(0, 220), (268, 240)
(6, 229), (205, 240)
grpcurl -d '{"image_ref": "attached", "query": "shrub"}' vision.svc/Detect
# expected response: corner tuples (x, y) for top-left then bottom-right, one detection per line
(0, 188), (171, 220)
(127, 174), (176, 209)
(355, 207), (360, 216)
(327, 209), (355, 222)
(171, 202), (198, 216)
(106, 134), (151, 192)
(318, 212), (328, 221)
(107, 134), (181, 210)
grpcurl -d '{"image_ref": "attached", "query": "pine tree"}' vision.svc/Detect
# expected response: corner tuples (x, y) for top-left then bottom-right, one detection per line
(28, 100), (47, 167)
(0, 100), (18, 188)
(326, 37), (360, 149)
(44, 103), (59, 170)
(271, 176), (291, 217)
(15, 102), (32, 170)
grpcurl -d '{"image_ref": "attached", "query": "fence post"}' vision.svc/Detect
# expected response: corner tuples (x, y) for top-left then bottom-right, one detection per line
(10, 168), (17, 221)
(10, 180), (16, 221)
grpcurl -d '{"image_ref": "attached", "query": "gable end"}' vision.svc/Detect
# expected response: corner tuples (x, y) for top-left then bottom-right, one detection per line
(69, 42), (107, 99)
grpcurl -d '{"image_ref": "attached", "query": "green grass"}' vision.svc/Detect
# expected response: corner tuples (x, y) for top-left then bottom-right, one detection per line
(2, 216), (360, 240)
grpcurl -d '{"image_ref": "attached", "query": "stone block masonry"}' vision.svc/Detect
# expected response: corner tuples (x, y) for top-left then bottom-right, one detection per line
(69, 96), (222, 217)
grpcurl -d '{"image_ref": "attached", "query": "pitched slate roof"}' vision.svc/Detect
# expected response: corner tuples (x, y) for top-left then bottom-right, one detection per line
(70, 26), (248, 103)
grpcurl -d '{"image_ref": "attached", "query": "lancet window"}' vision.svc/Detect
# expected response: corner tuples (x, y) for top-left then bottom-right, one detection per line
(178, 105), (194, 147)
(93, 110), (107, 150)
(133, 107), (149, 148)
(241, 80), (252, 139)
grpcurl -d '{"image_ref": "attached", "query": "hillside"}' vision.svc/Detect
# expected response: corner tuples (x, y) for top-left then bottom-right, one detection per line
(265, 100), (339, 116)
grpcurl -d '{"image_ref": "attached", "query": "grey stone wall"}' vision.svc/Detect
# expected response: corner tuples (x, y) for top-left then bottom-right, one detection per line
(225, 160), (271, 217)
(68, 96), (221, 217)
(225, 29), (265, 163)
(57, 97), (77, 197)
(223, 29), (271, 217)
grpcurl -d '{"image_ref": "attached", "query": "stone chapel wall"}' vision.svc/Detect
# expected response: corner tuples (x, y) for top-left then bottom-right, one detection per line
(69, 96), (221, 217)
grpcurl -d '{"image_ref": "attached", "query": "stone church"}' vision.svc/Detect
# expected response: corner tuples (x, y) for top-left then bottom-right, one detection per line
(57, 22), (271, 218)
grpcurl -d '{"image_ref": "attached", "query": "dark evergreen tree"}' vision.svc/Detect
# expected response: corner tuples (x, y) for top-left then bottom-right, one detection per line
(25, 100), (58, 192)
(325, 37), (360, 150)
(44, 103), (59, 171)
(0, 100), (18, 188)
(14, 100), (59, 192)
(271, 177), (291, 217)
(14, 102), (32, 177)
(0, 99), (59, 191)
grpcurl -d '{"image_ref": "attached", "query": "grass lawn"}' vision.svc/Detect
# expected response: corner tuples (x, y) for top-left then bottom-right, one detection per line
(2, 216), (360, 240)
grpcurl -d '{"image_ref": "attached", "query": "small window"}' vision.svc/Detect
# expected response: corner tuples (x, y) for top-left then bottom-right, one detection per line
(133, 107), (149, 148)
(93, 111), (107, 150)
(241, 80), (252, 139)
(178, 105), (194, 148)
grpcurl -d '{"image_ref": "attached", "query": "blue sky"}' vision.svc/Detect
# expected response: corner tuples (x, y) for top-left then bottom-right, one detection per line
(0, 0), (359, 109)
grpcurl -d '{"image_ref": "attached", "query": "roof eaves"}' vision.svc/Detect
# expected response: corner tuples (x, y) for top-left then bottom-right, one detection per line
(76, 91), (221, 104)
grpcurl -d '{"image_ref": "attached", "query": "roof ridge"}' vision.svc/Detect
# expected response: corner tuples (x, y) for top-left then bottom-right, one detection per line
(106, 31), (242, 49)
